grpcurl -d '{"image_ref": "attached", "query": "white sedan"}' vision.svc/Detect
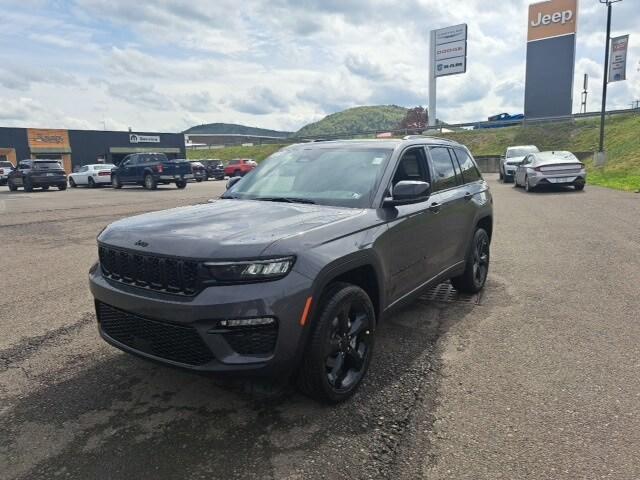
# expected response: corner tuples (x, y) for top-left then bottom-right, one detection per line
(68, 164), (115, 188)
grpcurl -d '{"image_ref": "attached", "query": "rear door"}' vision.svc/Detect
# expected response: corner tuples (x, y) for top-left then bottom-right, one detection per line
(451, 147), (485, 261)
(425, 146), (467, 275)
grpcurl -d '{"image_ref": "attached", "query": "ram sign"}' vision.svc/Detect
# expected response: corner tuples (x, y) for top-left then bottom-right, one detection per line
(524, 0), (578, 119)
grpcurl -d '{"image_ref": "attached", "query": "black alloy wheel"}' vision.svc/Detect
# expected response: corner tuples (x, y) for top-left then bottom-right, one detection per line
(298, 283), (375, 403)
(112, 175), (122, 189)
(451, 228), (490, 293)
(69, 177), (77, 188)
(88, 177), (96, 188)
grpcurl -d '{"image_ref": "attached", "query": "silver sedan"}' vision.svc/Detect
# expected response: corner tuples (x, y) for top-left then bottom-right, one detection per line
(514, 151), (586, 192)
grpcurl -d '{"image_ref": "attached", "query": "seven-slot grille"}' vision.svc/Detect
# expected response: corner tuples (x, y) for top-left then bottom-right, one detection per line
(98, 245), (200, 295)
(97, 301), (214, 366)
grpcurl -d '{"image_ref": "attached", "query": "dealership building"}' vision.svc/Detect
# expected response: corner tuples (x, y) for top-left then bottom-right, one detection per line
(0, 127), (186, 173)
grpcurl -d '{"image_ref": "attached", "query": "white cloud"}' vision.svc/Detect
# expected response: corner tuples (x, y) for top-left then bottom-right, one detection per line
(0, 0), (638, 132)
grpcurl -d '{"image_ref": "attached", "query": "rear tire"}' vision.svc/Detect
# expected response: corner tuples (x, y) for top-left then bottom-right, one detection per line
(41, 185), (50, 191)
(524, 176), (534, 192)
(175, 180), (187, 189)
(144, 174), (157, 190)
(297, 283), (375, 403)
(451, 228), (490, 294)
(575, 184), (585, 191)
(69, 178), (77, 188)
(58, 183), (67, 191)
(499, 170), (504, 182)
(88, 177), (96, 188)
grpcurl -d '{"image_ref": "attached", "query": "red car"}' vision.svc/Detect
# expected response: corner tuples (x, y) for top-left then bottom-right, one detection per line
(224, 159), (256, 177)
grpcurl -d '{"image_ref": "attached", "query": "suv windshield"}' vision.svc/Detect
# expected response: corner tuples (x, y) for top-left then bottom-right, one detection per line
(33, 161), (62, 169)
(226, 147), (393, 208)
(507, 147), (538, 158)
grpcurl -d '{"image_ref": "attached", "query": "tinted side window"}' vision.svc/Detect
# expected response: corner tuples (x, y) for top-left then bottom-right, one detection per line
(428, 147), (458, 191)
(454, 148), (482, 183)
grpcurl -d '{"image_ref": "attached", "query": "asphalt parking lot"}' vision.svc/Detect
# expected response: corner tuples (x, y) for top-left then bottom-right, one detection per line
(1, 178), (639, 479)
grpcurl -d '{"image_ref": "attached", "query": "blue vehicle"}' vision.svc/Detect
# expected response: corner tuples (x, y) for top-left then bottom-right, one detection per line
(111, 153), (193, 190)
(476, 113), (524, 129)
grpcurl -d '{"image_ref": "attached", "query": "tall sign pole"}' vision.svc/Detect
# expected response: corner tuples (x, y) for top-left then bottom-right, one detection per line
(428, 24), (468, 128)
(428, 30), (437, 127)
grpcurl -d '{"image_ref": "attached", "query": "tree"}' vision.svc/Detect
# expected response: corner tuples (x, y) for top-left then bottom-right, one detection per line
(398, 106), (428, 133)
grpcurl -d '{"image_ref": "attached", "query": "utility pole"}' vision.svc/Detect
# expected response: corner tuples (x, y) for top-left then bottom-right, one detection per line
(598, 0), (623, 155)
(580, 74), (589, 114)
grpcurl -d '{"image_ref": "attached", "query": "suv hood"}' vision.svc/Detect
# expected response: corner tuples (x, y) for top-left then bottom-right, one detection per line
(98, 199), (365, 259)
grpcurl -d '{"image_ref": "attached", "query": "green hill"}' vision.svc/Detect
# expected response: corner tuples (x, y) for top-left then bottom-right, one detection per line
(295, 105), (407, 137)
(183, 123), (291, 137)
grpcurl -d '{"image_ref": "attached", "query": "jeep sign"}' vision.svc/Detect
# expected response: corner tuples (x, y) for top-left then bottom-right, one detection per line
(129, 134), (160, 144)
(527, 0), (577, 42)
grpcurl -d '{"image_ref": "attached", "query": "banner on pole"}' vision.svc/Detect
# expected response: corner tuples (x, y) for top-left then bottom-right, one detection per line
(608, 35), (629, 83)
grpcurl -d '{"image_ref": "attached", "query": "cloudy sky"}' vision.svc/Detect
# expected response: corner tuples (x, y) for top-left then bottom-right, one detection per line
(1, 0), (638, 133)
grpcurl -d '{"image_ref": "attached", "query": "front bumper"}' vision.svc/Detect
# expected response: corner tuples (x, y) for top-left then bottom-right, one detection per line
(89, 264), (313, 376)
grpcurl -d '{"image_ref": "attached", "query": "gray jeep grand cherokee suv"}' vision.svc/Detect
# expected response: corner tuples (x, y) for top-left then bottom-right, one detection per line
(89, 137), (492, 403)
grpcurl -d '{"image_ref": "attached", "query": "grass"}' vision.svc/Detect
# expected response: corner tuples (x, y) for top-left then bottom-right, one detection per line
(434, 113), (640, 192)
(186, 144), (286, 163)
(186, 113), (640, 192)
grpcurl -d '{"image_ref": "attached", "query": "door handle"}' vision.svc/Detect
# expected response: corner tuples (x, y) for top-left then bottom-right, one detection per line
(428, 202), (441, 213)
(464, 192), (473, 201)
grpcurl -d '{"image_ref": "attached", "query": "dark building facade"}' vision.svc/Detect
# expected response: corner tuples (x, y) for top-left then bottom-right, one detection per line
(0, 127), (186, 172)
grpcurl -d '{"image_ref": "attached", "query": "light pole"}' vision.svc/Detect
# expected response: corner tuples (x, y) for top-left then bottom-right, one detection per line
(598, 0), (623, 155)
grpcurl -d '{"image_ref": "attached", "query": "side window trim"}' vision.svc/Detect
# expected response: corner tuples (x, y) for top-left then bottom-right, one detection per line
(452, 147), (482, 184)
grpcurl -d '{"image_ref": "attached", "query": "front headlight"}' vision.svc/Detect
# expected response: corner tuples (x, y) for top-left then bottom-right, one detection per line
(204, 257), (295, 283)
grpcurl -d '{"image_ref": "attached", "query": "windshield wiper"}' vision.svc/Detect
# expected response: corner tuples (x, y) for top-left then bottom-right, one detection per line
(255, 196), (316, 205)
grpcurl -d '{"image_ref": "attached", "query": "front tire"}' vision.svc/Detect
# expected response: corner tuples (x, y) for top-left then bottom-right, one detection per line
(175, 180), (187, 189)
(575, 184), (585, 191)
(112, 175), (122, 189)
(69, 178), (77, 188)
(41, 185), (50, 191)
(297, 283), (375, 403)
(88, 177), (96, 188)
(451, 228), (490, 294)
(8, 180), (18, 191)
(58, 183), (67, 191)
(24, 178), (33, 192)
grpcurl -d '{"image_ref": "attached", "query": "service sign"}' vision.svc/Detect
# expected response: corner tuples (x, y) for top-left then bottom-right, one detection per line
(435, 40), (466, 61)
(435, 57), (466, 77)
(435, 24), (467, 45)
(608, 35), (629, 83)
(129, 134), (160, 144)
(528, 0), (578, 42)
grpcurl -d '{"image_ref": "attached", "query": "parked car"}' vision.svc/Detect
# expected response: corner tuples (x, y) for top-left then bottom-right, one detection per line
(201, 159), (226, 180)
(7, 159), (67, 191)
(476, 112), (525, 129)
(500, 145), (540, 182)
(190, 161), (207, 182)
(68, 164), (115, 188)
(0, 160), (14, 186)
(111, 153), (193, 190)
(224, 158), (256, 177)
(89, 137), (492, 403)
(514, 151), (586, 192)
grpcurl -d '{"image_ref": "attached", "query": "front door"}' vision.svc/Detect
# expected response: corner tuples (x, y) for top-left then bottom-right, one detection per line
(380, 146), (439, 302)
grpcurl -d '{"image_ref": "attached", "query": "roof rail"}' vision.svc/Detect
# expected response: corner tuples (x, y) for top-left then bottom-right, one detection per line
(403, 134), (457, 143)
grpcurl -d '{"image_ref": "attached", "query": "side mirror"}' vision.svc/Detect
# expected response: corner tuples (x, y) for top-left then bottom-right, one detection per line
(383, 180), (430, 207)
(226, 176), (242, 189)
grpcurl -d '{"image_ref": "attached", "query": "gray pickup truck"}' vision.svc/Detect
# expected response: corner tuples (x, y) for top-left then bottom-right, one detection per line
(111, 153), (193, 190)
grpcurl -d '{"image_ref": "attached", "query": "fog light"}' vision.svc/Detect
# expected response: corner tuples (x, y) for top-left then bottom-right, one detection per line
(218, 317), (275, 328)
